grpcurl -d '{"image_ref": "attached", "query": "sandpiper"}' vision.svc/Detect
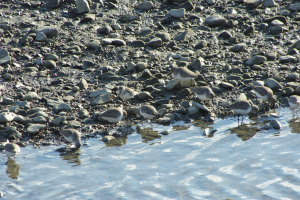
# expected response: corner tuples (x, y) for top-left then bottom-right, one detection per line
(289, 95), (300, 110)
(190, 86), (215, 104)
(251, 85), (277, 110)
(171, 67), (198, 83)
(98, 106), (126, 124)
(4, 143), (21, 159)
(60, 129), (82, 149)
(228, 100), (259, 122)
(117, 86), (138, 101)
(136, 105), (159, 124)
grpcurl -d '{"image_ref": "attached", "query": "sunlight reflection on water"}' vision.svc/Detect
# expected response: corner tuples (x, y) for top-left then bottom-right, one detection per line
(1, 107), (300, 199)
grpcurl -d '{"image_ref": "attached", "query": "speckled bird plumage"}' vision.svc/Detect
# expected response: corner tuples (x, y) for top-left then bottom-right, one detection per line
(4, 143), (21, 158)
(60, 129), (82, 149)
(136, 105), (159, 119)
(117, 86), (138, 100)
(99, 107), (126, 123)
(171, 67), (198, 81)
(191, 86), (215, 101)
(289, 95), (300, 109)
(251, 85), (276, 104)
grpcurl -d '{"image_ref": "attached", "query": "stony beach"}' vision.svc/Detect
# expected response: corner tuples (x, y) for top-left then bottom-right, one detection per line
(0, 0), (300, 148)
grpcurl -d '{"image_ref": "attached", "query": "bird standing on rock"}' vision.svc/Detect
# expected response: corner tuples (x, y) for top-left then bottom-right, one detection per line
(135, 105), (159, 125)
(190, 86), (215, 105)
(98, 106), (127, 124)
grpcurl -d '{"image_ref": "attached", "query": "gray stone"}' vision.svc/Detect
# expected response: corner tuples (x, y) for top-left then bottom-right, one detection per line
(136, 1), (153, 10)
(190, 57), (204, 70)
(265, 78), (282, 90)
(263, 0), (277, 7)
(155, 32), (171, 42)
(166, 79), (181, 90)
(188, 106), (199, 115)
(87, 40), (100, 50)
(97, 26), (113, 35)
(15, 101), (31, 109)
(79, 109), (89, 119)
(58, 103), (72, 112)
(203, 112), (216, 122)
(205, 15), (226, 27)
(102, 39), (126, 45)
(135, 92), (153, 100)
(206, 0), (215, 5)
(270, 119), (281, 129)
(0, 56), (11, 66)
(4, 127), (22, 138)
(44, 54), (59, 61)
(31, 116), (47, 124)
(157, 117), (171, 124)
(43, 60), (56, 69)
(168, 8), (185, 18)
(195, 40), (207, 49)
(221, 82), (234, 89)
(230, 43), (247, 52)
(126, 62), (136, 72)
(290, 40), (300, 50)
(3, 97), (14, 105)
(92, 93), (111, 105)
(102, 135), (115, 142)
(136, 28), (153, 36)
(245, 0), (263, 8)
(76, 0), (90, 13)
(47, 0), (63, 8)
(51, 116), (66, 126)
(35, 32), (47, 42)
(289, 3), (300, 11)
(148, 38), (163, 47)
(77, 79), (88, 90)
(174, 29), (195, 41)
(0, 112), (16, 123)
(279, 56), (296, 63)
(246, 55), (267, 65)
(23, 92), (38, 101)
(177, 1), (194, 11)
(89, 89), (111, 97)
(36, 26), (58, 37)
(27, 124), (44, 134)
(136, 62), (147, 71)
(142, 69), (152, 77)
(0, 49), (9, 60)
(72, 86), (80, 92)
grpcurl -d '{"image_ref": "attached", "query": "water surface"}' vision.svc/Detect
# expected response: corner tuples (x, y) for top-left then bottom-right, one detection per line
(1, 107), (300, 199)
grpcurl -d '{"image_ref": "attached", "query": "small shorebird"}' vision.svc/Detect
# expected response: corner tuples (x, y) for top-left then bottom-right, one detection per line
(171, 66), (198, 85)
(60, 129), (82, 149)
(251, 85), (277, 111)
(190, 86), (215, 105)
(117, 86), (138, 101)
(98, 106), (126, 124)
(4, 143), (21, 160)
(289, 95), (300, 116)
(227, 100), (259, 122)
(136, 105), (159, 124)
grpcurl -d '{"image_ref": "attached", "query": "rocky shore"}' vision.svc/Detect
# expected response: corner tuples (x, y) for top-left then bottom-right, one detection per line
(0, 0), (300, 147)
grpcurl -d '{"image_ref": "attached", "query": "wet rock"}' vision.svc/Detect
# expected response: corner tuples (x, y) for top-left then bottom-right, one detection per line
(102, 39), (126, 45)
(168, 8), (185, 18)
(97, 26), (113, 35)
(4, 127), (22, 138)
(44, 54), (59, 61)
(263, 0), (277, 7)
(157, 117), (171, 124)
(87, 40), (100, 50)
(203, 112), (215, 122)
(136, 62), (147, 71)
(195, 40), (207, 49)
(289, 3), (300, 11)
(246, 0), (263, 8)
(270, 119), (281, 129)
(265, 78), (282, 90)
(78, 79), (89, 90)
(190, 58), (204, 70)
(221, 82), (234, 89)
(159, 130), (170, 135)
(35, 32), (47, 42)
(103, 135), (115, 142)
(177, 1), (194, 11)
(188, 106), (199, 115)
(246, 55), (267, 65)
(149, 38), (163, 47)
(290, 40), (300, 50)
(79, 109), (89, 119)
(3, 97), (14, 105)
(155, 32), (171, 42)
(205, 15), (226, 27)
(52, 116), (66, 126)
(175, 29), (195, 41)
(43, 60), (56, 69)
(47, 0), (63, 8)
(142, 69), (152, 77)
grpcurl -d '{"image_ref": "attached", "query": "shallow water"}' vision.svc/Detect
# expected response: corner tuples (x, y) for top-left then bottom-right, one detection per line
(1, 107), (300, 199)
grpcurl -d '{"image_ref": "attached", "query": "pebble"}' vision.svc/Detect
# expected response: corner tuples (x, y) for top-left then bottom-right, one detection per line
(168, 8), (185, 18)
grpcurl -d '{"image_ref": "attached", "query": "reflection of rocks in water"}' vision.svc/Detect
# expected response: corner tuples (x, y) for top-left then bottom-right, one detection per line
(136, 126), (160, 142)
(288, 118), (300, 134)
(229, 123), (259, 141)
(6, 158), (20, 179)
(57, 148), (81, 167)
(172, 125), (191, 131)
(193, 120), (214, 129)
(104, 136), (127, 147)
